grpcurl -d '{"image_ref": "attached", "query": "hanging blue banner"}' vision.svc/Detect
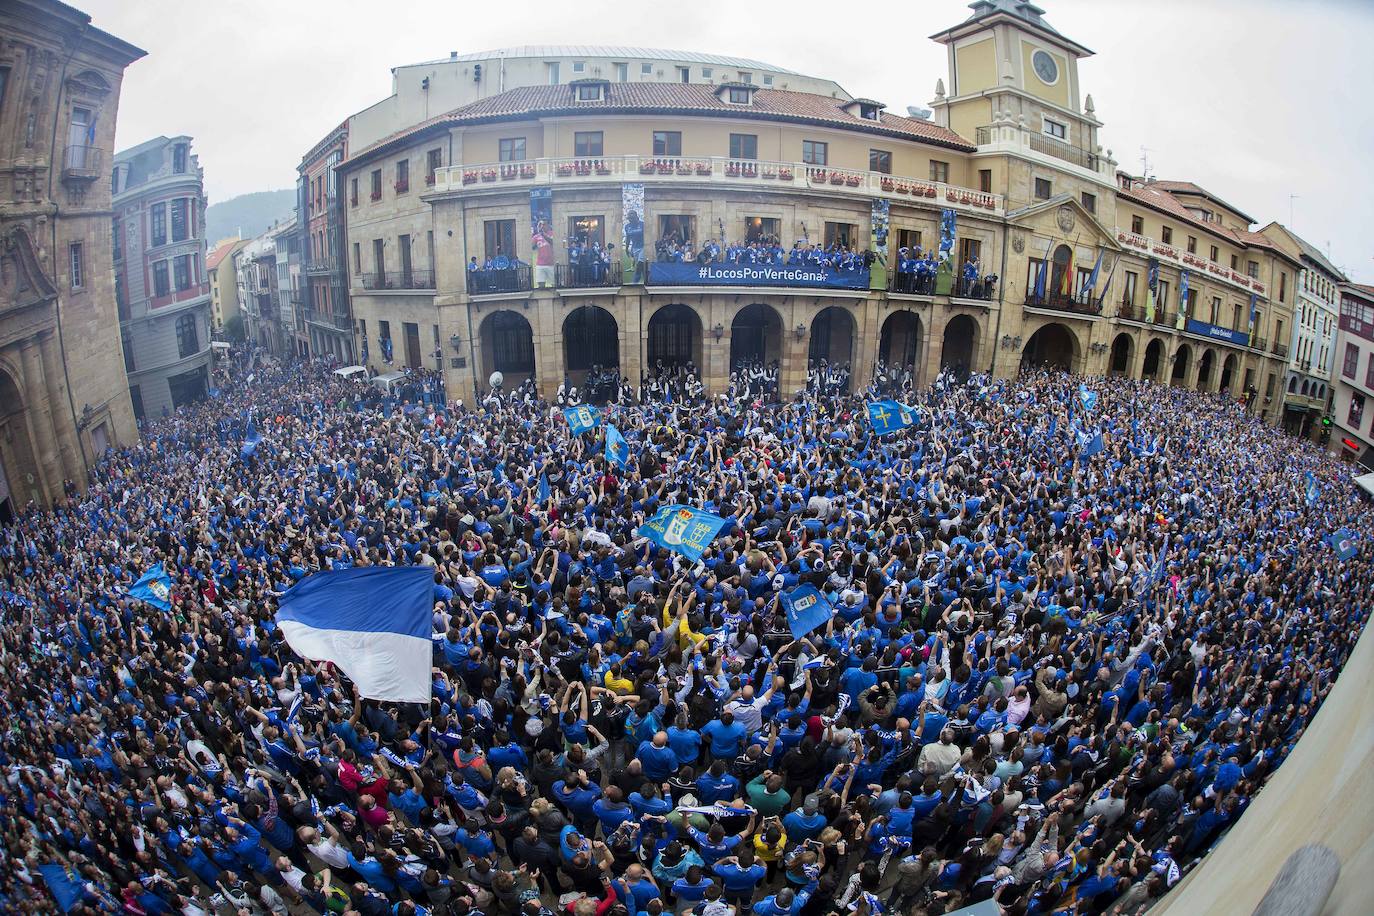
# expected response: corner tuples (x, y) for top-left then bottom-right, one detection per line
(646, 261), (869, 290)
(637, 504), (731, 562)
(1185, 319), (1249, 347)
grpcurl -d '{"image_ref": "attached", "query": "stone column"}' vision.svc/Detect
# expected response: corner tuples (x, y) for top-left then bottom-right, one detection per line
(38, 330), (82, 484)
(18, 340), (58, 502)
(618, 292), (643, 391)
(703, 300), (729, 395)
(855, 300), (881, 387)
(919, 310), (944, 389)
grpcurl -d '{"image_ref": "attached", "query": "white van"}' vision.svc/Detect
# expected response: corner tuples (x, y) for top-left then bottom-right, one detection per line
(333, 365), (368, 380)
(370, 371), (406, 395)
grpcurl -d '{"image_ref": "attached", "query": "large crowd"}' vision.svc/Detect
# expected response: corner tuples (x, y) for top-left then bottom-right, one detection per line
(0, 347), (1369, 916)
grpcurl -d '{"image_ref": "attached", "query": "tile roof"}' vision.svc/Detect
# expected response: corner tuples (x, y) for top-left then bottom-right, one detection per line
(347, 83), (973, 164)
(1118, 181), (1302, 267)
(206, 239), (241, 271)
(1148, 179), (1256, 224)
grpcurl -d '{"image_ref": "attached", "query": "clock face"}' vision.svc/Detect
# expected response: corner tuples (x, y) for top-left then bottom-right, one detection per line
(1032, 50), (1059, 84)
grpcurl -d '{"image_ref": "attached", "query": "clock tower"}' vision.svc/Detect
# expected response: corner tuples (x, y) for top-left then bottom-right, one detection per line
(928, 0), (1105, 171)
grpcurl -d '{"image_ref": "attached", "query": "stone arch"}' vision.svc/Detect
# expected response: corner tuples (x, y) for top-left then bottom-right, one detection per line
(1220, 352), (1239, 394)
(1142, 338), (1164, 381)
(1021, 321), (1080, 371)
(1109, 332), (1134, 376)
(807, 306), (856, 371)
(1197, 348), (1217, 391)
(477, 309), (536, 388)
(1288, 375), (1298, 394)
(1171, 343), (1192, 385)
(0, 365), (40, 519)
(729, 303), (783, 370)
(646, 303), (703, 373)
(941, 314), (981, 376)
(562, 304), (619, 383)
(878, 309), (924, 381)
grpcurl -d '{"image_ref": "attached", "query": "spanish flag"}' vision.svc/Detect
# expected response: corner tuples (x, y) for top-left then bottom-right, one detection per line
(1059, 246), (1075, 296)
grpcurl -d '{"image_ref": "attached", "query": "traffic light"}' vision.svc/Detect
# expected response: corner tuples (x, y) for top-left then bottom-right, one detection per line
(1322, 416), (1333, 428)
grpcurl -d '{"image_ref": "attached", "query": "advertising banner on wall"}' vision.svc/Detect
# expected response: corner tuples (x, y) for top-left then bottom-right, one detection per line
(646, 261), (870, 290)
(870, 199), (890, 292)
(530, 188), (554, 288)
(621, 184), (645, 284)
(1185, 319), (1249, 347)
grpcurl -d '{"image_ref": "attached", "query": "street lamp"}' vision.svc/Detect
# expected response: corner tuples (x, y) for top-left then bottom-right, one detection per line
(449, 333), (463, 353)
(794, 323), (807, 341)
(712, 322), (725, 341)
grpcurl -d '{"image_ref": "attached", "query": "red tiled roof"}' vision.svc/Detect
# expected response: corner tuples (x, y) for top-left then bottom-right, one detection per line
(346, 83), (974, 164)
(1119, 181), (1301, 267)
(206, 239), (241, 271)
(1147, 179), (1255, 224)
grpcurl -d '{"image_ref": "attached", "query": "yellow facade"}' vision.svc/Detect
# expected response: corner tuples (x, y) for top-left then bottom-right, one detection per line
(333, 2), (1297, 424)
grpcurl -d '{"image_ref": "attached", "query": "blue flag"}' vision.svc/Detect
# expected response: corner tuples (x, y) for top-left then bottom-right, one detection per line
(781, 584), (835, 639)
(1327, 528), (1359, 561)
(637, 504), (730, 562)
(39, 864), (84, 913)
(537, 473), (551, 504)
(1077, 384), (1098, 413)
(276, 567), (434, 703)
(1078, 430), (1105, 460)
(127, 563), (173, 611)
(605, 424), (630, 470)
(240, 420), (262, 457)
(866, 400), (917, 436)
(564, 404), (603, 436)
(1304, 471), (1318, 507)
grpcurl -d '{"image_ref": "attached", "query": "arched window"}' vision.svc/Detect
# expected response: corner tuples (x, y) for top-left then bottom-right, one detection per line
(176, 313), (199, 359)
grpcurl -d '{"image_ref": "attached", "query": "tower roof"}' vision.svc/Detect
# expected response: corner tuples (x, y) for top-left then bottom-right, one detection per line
(930, 0), (1094, 57)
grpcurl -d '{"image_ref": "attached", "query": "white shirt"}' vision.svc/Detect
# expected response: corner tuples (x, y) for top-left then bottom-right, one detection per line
(308, 837), (350, 869)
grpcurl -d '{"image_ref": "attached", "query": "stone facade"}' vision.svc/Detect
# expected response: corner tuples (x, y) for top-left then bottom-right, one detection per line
(1332, 284), (1374, 468)
(0, 0), (144, 515)
(323, 2), (1299, 421)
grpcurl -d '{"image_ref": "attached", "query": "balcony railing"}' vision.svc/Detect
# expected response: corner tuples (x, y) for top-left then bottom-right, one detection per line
(62, 145), (104, 181)
(557, 263), (619, 290)
(1115, 228), (1268, 298)
(1251, 338), (1267, 352)
(361, 269), (436, 291)
(890, 272), (936, 296)
(304, 308), (354, 331)
(1027, 132), (1099, 171)
(428, 155), (1004, 215)
(305, 259), (338, 275)
(467, 264), (532, 296)
(1024, 292), (1103, 317)
(1273, 342), (1289, 358)
(1117, 302), (1145, 322)
(395, 179), (410, 193)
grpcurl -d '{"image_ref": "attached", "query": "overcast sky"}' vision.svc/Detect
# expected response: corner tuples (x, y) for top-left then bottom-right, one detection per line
(83, 0), (1372, 281)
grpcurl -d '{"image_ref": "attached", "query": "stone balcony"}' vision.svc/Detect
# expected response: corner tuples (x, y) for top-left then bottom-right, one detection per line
(427, 155), (1003, 217)
(1115, 228), (1268, 299)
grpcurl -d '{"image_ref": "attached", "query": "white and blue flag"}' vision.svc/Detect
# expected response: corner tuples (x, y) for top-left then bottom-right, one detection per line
(637, 504), (730, 562)
(275, 567), (434, 704)
(564, 405), (602, 436)
(867, 400), (917, 436)
(605, 424), (630, 469)
(127, 563), (173, 612)
(781, 584), (835, 639)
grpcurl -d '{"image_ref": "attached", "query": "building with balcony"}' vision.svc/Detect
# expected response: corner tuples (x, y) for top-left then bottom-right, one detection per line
(234, 229), (280, 353)
(297, 121), (354, 362)
(325, 1), (1298, 414)
(0, 0), (144, 515)
(271, 217), (302, 356)
(1332, 284), (1374, 469)
(113, 135), (213, 420)
(1259, 222), (1347, 440)
(206, 237), (249, 335)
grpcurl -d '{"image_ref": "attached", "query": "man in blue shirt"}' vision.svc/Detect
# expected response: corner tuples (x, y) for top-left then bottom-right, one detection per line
(701, 712), (746, 759)
(714, 849), (767, 907)
(636, 732), (679, 781)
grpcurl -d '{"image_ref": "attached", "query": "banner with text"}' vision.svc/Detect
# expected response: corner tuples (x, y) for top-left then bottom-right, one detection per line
(1185, 319), (1249, 347)
(622, 183), (645, 282)
(647, 261), (870, 290)
(870, 199), (890, 291)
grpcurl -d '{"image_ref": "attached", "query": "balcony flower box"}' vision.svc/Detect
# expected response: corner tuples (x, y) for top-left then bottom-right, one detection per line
(844, 175), (861, 187)
(520, 164), (537, 178)
(726, 163), (742, 177)
(594, 164), (611, 175)
(695, 164), (713, 176)
(676, 164), (693, 176)
(575, 161), (593, 176)
(639, 163), (657, 175)
(480, 168), (498, 182)
(370, 190), (383, 200)
(778, 168), (793, 181)
(500, 165), (520, 180)
(395, 180), (409, 193)
(880, 177), (895, 191)
(556, 164), (575, 177)
(761, 169), (777, 179)
(655, 162), (674, 175)
(895, 183), (910, 194)
(828, 172), (845, 185)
